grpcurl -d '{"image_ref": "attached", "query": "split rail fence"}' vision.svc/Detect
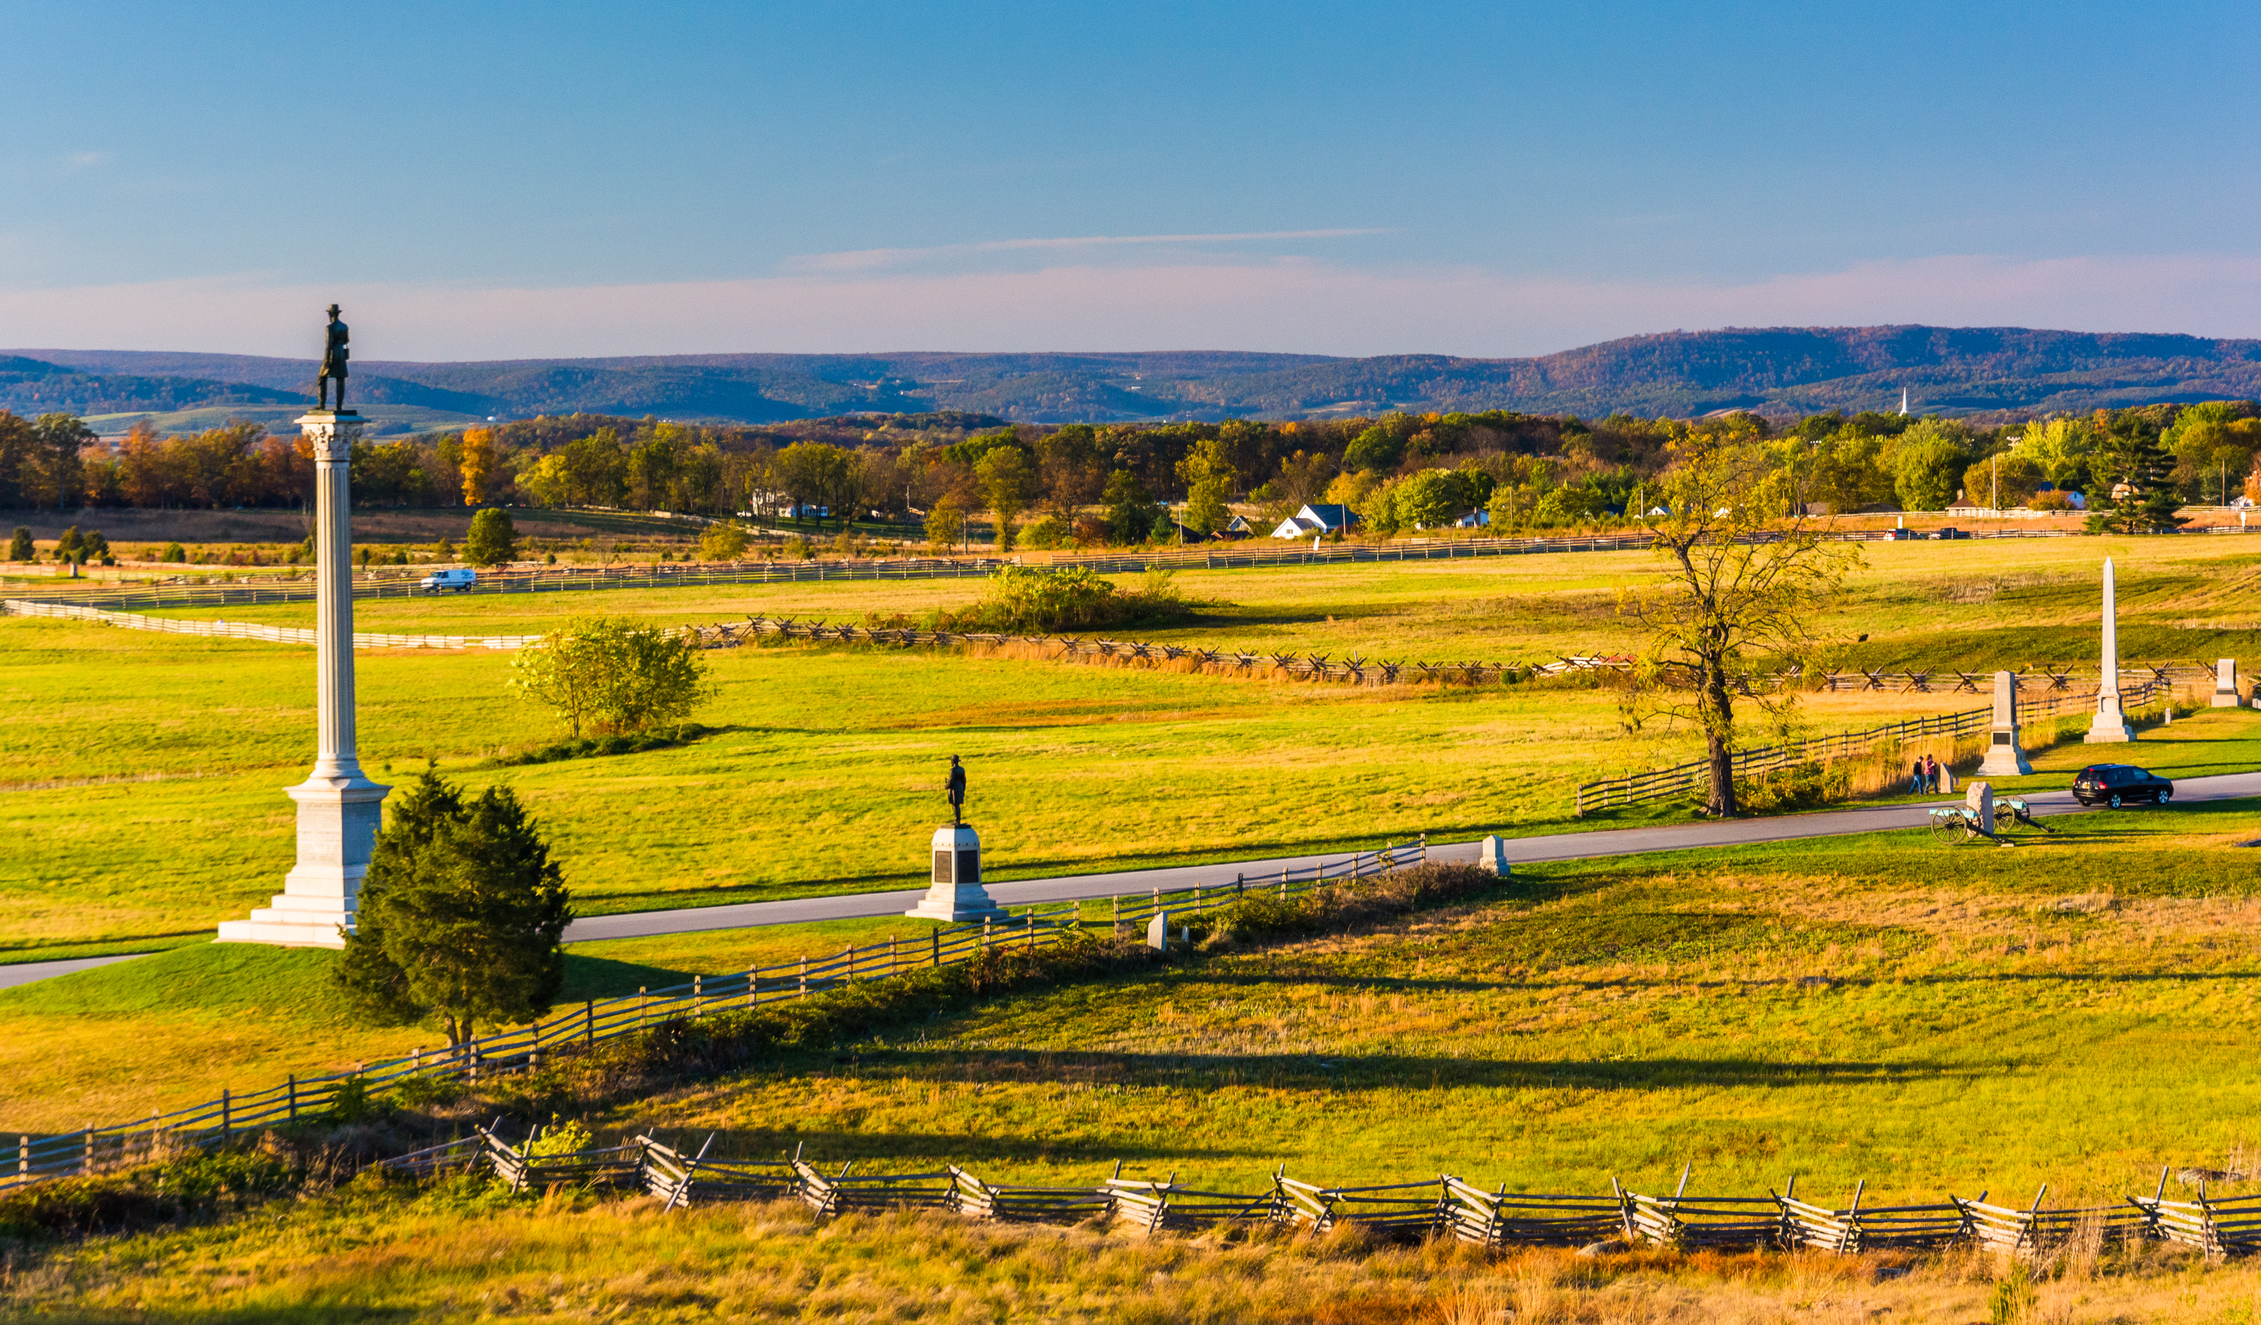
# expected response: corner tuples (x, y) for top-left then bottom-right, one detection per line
(0, 519), (2104, 615)
(0, 596), (1633, 689)
(0, 839), (1425, 1196)
(1573, 680), (2172, 813)
(369, 1129), (2251, 1260)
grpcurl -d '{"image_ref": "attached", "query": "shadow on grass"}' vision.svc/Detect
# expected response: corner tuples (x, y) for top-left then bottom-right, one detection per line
(804, 1047), (1987, 1096)
(641, 1127), (1254, 1168)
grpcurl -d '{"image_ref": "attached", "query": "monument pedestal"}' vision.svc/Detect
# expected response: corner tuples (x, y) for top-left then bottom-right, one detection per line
(2084, 694), (2135, 744)
(906, 824), (1007, 923)
(217, 773), (389, 947)
(2213, 658), (2243, 708)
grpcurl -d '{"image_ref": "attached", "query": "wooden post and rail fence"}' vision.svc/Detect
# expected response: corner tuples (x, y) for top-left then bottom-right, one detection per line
(0, 839), (1427, 1196)
(360, 1126), (2261, 1261)
(1573, 676), (2184, 814)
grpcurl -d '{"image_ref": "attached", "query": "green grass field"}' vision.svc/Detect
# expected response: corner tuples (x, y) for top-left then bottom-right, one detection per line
(5, 615), (1712, 964)
(128, 532), (2261, 669)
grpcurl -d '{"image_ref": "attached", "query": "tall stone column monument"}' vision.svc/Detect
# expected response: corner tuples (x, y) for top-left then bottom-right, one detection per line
(2084, 557), (2136, 744)
(219, 319), (390, 946)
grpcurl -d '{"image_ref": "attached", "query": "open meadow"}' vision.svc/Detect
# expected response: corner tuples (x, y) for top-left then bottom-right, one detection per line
(14, 533), (2261, 1322)
(120, 532), (2261, 669)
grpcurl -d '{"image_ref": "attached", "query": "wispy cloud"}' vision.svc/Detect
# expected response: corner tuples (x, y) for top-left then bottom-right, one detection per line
(7, 253), (2261, 361)
(789, 228), (1395, 272)
(64, 151), (111, 169)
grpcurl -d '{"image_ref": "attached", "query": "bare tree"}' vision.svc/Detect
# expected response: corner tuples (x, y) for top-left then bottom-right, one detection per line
(1621, 428), (1857, 817)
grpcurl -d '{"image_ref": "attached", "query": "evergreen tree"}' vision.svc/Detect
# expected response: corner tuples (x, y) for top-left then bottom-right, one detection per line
(7, 527), (30, 561)
(335, 768), (572, 1047)
(2084, 415), (2186, 535)
(464, 508), (518, 566)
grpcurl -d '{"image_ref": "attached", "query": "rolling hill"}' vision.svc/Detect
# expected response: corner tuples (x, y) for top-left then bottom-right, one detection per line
(11, 326), (2261, 429)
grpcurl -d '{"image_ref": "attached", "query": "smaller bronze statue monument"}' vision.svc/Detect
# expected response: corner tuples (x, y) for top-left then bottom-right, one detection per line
(316, 304), (350, 410)
(906, 754), (1004, 923)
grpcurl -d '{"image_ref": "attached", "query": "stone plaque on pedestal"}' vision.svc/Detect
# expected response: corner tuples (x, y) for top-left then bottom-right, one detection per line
(905, 824), (1007, 923)
(2214, 657), (2242, 708)
(1976, 670), (2032, 776)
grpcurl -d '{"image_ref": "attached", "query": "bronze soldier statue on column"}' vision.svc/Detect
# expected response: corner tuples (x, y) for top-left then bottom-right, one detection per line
(317, 304), (350, 410)
(946, 755), (966, 826)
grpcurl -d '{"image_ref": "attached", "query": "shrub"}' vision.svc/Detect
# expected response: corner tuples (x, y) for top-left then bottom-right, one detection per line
(699, 522), (749, 560)
(783, 535), (813, 561)
(1017, 514), (1071, 549)
(1731, 760), (1850, 814)
(510, 616), (714, 737)
(931, 566), (1195, 634)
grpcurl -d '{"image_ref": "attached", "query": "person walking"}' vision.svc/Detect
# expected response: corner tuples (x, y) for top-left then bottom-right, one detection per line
(1925, 753), (1941, 793)
(1910, 757), (1925, 795)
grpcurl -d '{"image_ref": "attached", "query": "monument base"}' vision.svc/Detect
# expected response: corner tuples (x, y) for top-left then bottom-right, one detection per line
(2084, 697), (2136, 745)
(2215, 690), (2244, 708)
(905, 823), (1007, 923)
(1976, 727), (2032, 777)
(217, 772), (389, 948)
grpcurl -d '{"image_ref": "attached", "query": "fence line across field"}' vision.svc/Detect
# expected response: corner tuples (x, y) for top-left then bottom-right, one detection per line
(0, 519), (2110, 614)
(1574, 679), (2174, 813)
(368, 1125), (2249, 1261)
(0, 597), (1638, 688)
(0, 838), (1426, 1195)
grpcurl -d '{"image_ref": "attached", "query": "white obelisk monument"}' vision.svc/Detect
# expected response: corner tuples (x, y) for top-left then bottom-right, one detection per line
(218, 357), (390, 945)
(2084, 557), (2136, 744)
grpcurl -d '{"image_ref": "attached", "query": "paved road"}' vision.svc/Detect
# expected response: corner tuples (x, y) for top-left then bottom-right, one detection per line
(0, 952), (155, 990)
(561, 770), (2261, 945)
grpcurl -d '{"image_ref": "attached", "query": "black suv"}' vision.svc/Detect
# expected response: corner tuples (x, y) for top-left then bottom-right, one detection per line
(2073, 764), (2174, 808)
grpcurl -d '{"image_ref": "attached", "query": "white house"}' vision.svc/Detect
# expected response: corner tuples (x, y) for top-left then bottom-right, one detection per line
(1269, 503), (1356, 539)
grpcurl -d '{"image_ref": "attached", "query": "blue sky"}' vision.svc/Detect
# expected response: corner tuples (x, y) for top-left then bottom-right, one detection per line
(3, 1), (2258, 359)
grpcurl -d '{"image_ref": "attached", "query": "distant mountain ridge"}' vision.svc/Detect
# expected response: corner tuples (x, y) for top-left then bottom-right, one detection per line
(10, 326), (2261, 428)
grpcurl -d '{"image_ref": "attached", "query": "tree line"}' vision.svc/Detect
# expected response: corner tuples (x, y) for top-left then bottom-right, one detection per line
(3, 401), (2253, 546)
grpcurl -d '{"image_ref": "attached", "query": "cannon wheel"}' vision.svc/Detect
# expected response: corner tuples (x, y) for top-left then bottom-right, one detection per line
(1930, 814), (1972, 844)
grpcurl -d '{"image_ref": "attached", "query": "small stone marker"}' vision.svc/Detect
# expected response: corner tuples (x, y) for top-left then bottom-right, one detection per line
(1479, 835), (1513, 877)
(1964, 781), (1995, 835)
(1146, 911), (1170, 952)
(1977, 670), (2032, 777)
(2215, 658), (2242, 708)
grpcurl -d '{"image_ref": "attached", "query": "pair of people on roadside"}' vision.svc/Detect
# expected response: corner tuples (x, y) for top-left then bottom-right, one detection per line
(1907, 753), (1950, 794)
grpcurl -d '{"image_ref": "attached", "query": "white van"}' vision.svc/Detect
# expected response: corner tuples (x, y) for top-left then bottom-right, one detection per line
(417, 567), (477, 593)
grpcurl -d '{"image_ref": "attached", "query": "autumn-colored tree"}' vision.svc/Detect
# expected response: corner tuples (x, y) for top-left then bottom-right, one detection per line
(459, 427), (498, 506)
(1621, 428), (1856, 817)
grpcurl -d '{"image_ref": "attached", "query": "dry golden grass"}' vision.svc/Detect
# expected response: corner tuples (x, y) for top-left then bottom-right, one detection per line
(19, 1188), (2261, 1323)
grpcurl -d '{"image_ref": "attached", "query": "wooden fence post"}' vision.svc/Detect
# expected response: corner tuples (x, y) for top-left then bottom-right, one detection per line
(17, 1135), (26, 1179)
(1420, 832), (1428, 864)
(983, 917), (993, 951)
(1026, 913), (1036, 950)
(287, 1074), (297, 1122)
(799, 956), (807, 998)
(747, 967), (758, 1009)
(638, 987), (647, 1029)
(220, 1089), (230, 1143)
(1279, 865), (1288, 899)
(82, 1126), (93, 1174)
(693, 974), (703, 1004)
(889, 935), (899, 978)
(930, 930), (940, 967)
(585, 1001), (595, 1045)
